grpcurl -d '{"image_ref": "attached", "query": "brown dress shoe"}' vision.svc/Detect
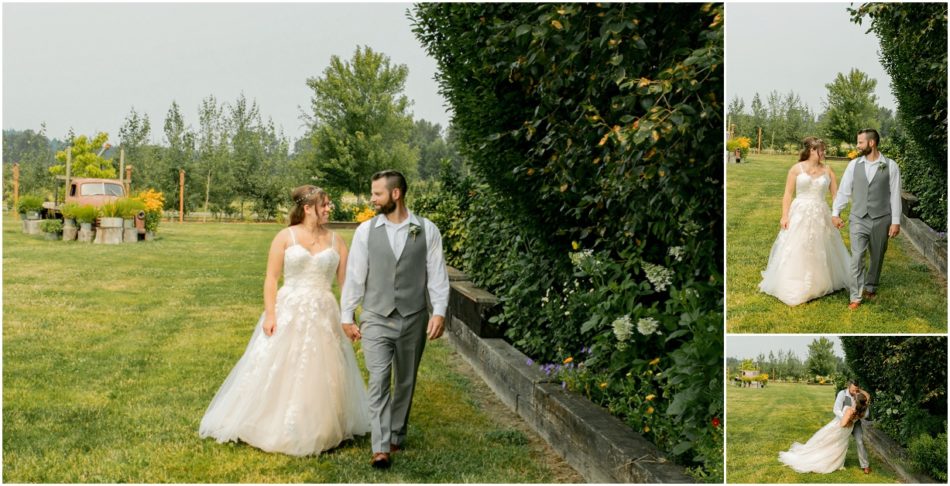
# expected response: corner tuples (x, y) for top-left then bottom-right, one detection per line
(390, 443), (402, 453)
(370, 452), (391, 469)
(863, 290), (877, 300)
(863, 467), (871, 474)
(848, 301), (861, 310)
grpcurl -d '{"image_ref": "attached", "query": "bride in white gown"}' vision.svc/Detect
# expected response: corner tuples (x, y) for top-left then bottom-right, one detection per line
(199, 185), (370, 456)
(759, 137), (851, 306)
(779, 389), (870, 473)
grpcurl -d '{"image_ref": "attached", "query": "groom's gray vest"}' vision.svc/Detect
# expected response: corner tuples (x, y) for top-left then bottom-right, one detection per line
(852, 158), (891, 219)
(363, 218), (428, 317)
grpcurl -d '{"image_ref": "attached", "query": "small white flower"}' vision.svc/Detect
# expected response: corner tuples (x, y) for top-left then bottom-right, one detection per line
(643, 262), (674, 292)
(637, 317), (660, 336)
(612, 315), (633, 342)
(668, 246), (685, 262)
(569, 249), (594, 267)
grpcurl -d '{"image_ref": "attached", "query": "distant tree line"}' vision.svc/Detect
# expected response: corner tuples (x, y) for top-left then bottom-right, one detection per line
(3, 46), (463, 219)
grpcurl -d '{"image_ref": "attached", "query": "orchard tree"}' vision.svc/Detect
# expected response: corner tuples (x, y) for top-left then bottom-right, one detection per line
(50, 132), (115, 179)
(805, 337), (838, 377)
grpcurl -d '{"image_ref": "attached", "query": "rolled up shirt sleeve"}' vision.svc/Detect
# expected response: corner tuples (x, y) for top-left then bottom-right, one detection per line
(424, 219), (450, 318)
(889, 159), (902, 225)
(340, 221), (371, 323)
(832, 160), (856, 218)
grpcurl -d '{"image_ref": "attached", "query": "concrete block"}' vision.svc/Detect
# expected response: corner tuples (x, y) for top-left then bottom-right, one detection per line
(864, 422), (938, 483)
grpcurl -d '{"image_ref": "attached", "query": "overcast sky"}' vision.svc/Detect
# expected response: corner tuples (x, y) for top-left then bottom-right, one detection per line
(2, 3), (451, 144)
(727, 2), (896, 115)
(727, 335), (844, 361)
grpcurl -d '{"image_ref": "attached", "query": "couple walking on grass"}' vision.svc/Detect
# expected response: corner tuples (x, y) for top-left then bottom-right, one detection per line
(198, 170), (450, 469)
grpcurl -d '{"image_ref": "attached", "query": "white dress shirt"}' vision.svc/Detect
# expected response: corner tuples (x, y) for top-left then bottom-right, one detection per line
(833, 389), (869, 420)
(341, 210), (450, 323)
(832, 153), (902, 225)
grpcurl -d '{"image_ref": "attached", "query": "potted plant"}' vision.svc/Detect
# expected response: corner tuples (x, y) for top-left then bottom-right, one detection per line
(136, 189), (165, 240)
(16, 194), (44, 220)
(60, 202), (80, 227)
(116, 198), (147, 229)
(39, 218), (63, 240)
(74, 205), (98, 231)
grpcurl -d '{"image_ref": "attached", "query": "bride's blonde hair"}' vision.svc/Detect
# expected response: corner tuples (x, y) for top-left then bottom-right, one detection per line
(798, 137), (826, 163)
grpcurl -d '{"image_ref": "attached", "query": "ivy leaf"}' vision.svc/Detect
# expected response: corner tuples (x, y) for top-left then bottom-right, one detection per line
(515, 24), (532, 37)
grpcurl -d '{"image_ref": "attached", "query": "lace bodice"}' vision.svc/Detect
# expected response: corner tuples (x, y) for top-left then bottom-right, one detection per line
(282, 229), (339, 291)
(795, 163), (830, 201)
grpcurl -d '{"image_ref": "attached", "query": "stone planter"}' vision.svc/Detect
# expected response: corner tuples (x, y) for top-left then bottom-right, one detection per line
(123, 228), (138, 243)
(78, 227), (95, 243)
(96, 217), (124, 245)
(80, 222), (93, 232)
(22, 219), (42, 235)
(43, 232), (61, 241)
(144, 231), (156, 241)
(62, 226), (78, 241)
(25, 211), (40, 221)
(123, 218), (135, 229)
(64, 218), (77, 228)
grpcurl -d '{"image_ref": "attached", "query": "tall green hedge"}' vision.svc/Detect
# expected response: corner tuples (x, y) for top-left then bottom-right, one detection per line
(851, 3), (948, 230)
(840, 336), (947, 480)
(413, 3), (723, 480)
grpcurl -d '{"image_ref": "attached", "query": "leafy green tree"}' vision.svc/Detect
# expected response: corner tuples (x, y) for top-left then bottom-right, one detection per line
(118, 107), (160, 193)
(305, 46), (416, 197)
(163, 101), (197, 212)
(805, 337), (837, 377)
(3, 126), (57, 199)
(821, 68), (880, 147)
(50, 132), (115, 179)
(195, 95), (235, 216)
(740, 358), (756, 371)
(410, 119), (452, 180)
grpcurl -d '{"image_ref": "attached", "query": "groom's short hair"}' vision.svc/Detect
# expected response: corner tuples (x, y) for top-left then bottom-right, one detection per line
(857, 128), (880, 146)
(373, 170), (408, 197)
(849, 379), (860, 387)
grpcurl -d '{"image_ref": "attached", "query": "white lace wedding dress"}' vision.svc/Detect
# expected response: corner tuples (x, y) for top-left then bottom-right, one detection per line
(199, 231), (370, 456)
(759, 163), (851, 306)
(778, 412), (854, 473)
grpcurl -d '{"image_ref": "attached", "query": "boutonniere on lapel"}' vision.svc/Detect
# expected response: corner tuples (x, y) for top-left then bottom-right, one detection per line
(878, 159), (887, 173)
(408, 222), (421, 242)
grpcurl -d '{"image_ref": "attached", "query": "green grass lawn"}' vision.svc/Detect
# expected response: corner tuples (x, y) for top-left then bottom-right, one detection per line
(726, 154), (947, 333)
(726, 382), (900, 483)
(2, 215), (578, 482)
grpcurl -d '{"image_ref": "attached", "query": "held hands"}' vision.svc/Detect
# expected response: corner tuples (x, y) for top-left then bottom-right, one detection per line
(427, 315), (446, 340)
(342, 323), (362, 342)
(831, 216), (844, 229)
(888, 224), (900, 238)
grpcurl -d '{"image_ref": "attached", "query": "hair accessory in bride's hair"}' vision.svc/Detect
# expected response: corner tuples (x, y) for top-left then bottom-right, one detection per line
(294, 187), (320, 206)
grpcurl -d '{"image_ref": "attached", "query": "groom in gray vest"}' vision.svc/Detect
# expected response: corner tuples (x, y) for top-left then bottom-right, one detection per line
(340, 170), (450, 469)
(832, 128), (902, 310)
(833, 381), (871, 473)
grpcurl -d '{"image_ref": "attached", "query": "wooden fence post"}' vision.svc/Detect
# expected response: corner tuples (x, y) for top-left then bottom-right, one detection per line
(179, 169), (185, 223)
(12, 163), (19, 221)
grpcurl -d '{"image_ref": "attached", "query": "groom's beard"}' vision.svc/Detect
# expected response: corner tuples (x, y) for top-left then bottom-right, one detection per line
(375, 200), (396, 215)
(860, 145), (873, 156)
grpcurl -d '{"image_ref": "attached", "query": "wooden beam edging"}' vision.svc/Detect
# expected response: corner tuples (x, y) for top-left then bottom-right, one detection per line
(444, 279), (693, 483)
(900, 212), (947, 277)
(863, 422), (939, 483)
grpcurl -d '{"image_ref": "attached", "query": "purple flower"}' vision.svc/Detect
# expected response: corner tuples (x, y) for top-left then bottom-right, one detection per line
(526, 358), (534, 366)
(581, 346), (590, 354)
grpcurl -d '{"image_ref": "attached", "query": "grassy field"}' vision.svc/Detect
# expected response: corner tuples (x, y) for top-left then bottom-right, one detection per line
(2, 215), (580, 482)
(726, 382), (899, 483)
(726, 154), (947, 333)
